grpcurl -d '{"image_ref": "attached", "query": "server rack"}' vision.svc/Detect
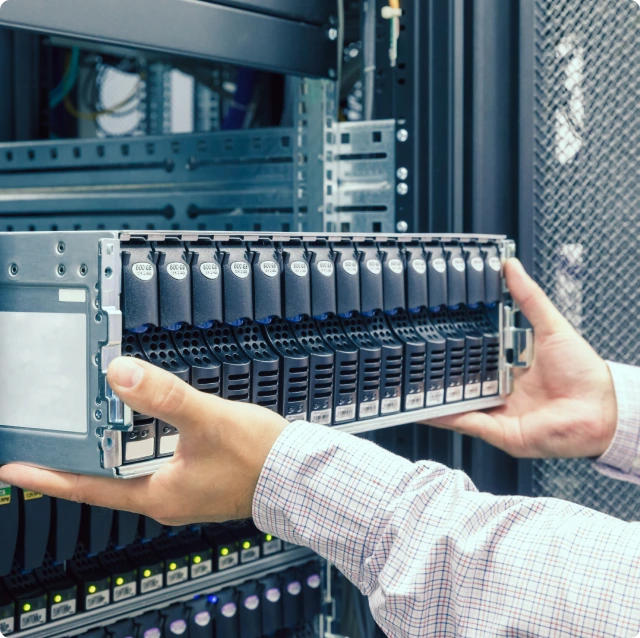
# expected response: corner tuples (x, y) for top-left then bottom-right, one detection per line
(0, 0), (635, 636)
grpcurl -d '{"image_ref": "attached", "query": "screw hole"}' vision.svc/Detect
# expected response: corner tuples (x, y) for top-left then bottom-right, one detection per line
(95, 314), (102, 323)
(79, 264), (88, 277)
(9, 263), (18, 276)
(57, 241), (65, 254)
(105, 267), (113, 278)
(95, 409), (103, 420)
(57, 264), (66, 276)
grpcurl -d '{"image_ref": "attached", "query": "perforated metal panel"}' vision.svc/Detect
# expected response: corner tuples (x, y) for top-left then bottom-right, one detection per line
(531, 0), (640, 520)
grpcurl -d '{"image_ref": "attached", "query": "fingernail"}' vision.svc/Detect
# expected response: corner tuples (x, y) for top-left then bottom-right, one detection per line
(110, 358), (144, 389)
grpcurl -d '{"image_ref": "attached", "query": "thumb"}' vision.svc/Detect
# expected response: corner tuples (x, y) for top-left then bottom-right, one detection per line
(504, 259), (572, 337)
(108, 357), (214, 432)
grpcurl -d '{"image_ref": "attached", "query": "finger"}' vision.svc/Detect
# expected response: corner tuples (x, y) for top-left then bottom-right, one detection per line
(0, 464), (149, 514)
(108, 357), (212, 432)
(504, 259), (572, 337)
(108, 357), (259, 436)
(422, 412), (508, 451)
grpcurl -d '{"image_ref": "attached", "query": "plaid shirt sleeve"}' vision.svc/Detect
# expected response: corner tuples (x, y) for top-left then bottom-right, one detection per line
(253, 420), (640, 637)
(592, 362), (640, 485)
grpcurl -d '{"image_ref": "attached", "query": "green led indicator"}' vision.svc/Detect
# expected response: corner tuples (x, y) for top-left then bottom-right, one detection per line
(23, 603), (31, 612)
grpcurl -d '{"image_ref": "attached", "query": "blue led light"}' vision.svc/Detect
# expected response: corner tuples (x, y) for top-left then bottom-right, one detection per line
(256, 317), (273, 325)
(193, 594), (201, 601)
(429, 306), (441, 312)
(196, 321), (214, 329)
(207, 595), (219, 604)
(338, 312), (353, 319)
(166, 322), (183, 332)
(469, 303), (479, 309)
(486, 302), (497, 308)
(286, 315), (303, 323)
(448, 305), (460, 311)
(130, 325), (149, 334)
(362, 311), (375, 317)
(384, 309), (398, 316)
(313, 313), (329, 321)
(227, 319), (244, 327)
(409, 307), (421, 314)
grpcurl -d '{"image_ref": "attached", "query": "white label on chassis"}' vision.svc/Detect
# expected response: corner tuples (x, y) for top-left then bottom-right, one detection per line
(241, 547), (260, 563)
(191, 560), (213, 579)
(51, 599), (76, 620)
(426, 389), (445, 407)
(446, 386), (463, 403)
(219, 552), (239, 571)
(482, 380), (499, 396)
(260, 261), (279, 278)
(20, 610), (46, 630)
(200, 262), (220, 280)
(86, 590), (110, 610)
(0, 617), (15, 634)
(359, 401), (379, 419)
(464, 383), (481, 400)
(310, 409), (332, 425)
(167, 567), (188, 586)
(114, 582), (137, 602)
(262, 539), (283, 556)
(334, 405), (356, 422)
(132, 262), (154, 281)
(381, 397), (401, 414)
(317, 260), (334, 277)
(405, 393), (424, 410)
(167, 262), (188, 280)
(141, 575), (163, 594)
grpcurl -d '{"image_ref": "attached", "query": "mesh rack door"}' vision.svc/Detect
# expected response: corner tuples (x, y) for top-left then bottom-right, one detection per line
(530, 0), (640, 520)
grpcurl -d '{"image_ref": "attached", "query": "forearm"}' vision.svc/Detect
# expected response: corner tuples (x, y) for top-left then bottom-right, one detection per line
(254, 421), (640, 637)
(593, 362), (640, 485)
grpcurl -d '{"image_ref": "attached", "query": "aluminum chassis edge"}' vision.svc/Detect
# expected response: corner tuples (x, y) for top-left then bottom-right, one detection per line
(0, 231), (533, 478)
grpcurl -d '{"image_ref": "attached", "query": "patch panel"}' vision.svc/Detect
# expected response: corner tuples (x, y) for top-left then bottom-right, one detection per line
(0, 231), (532, 478)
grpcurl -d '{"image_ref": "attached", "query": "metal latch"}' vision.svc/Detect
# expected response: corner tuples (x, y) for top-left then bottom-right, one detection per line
(503, 305), (534, 368)
(99, 238), (133, 432)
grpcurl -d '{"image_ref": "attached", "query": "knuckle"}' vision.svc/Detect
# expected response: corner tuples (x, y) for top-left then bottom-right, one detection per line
(150, 375), (187, 418)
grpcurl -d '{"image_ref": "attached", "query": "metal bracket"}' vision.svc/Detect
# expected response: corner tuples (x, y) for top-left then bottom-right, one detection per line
(503, 305), (534, 369)
(98, 238), (133, 434)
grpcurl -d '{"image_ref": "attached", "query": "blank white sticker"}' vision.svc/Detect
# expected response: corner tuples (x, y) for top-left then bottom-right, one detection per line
(125, 438), (155, 461)
(160, 434), (179, 456)
(59, 289), (87, 303)
(489, 257), (502, 271)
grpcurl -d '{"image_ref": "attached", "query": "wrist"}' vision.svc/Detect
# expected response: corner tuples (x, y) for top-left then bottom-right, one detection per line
(225, 405), (288, 519)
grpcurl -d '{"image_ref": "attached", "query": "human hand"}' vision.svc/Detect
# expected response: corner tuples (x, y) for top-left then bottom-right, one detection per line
(425, 259), (618, 459)
(0, 358), (288, 525)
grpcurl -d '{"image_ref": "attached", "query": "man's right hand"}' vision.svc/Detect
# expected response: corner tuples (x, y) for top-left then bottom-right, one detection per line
(425, 259), (618, 459)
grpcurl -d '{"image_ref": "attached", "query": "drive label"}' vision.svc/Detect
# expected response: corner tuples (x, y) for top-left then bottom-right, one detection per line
(260, 261), (279, 278)
(405, 393), (424, 410)
(51, 599), (76, 620)
(432, 258), (446, 273)
(141, 575), (163, 593)
(471, 257), (484, 272)
(114, 582), (137, 602)
(0, 481), (10, 505)
(452, 257), (466, 272)
(335, 405), (356, 422)
(342, 259), (359, 275)
(200, 262), (220, 280)
(359, 401), (379, 419)
(388, 259), (404, 274)
(317, 260), (334, 277)
(426, 389), (445, 407)
(191, 559), (213, 579)
(446, 386), (464, 402)
(465, 383), (481, 400)
(381, 397), (401, 414)
(412, 259), (427, 274)
(366, 259), (382, 274)
(132, 262), (154, 281)
(489, 256), (502, 271)
(167, 567), (188, 586)
(167, 262), (188, 280)
(231, 261), (250, 279)
(483, 380), (499, 396)
(291, 261), (309, 277)
(310, 409), (332, 425)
